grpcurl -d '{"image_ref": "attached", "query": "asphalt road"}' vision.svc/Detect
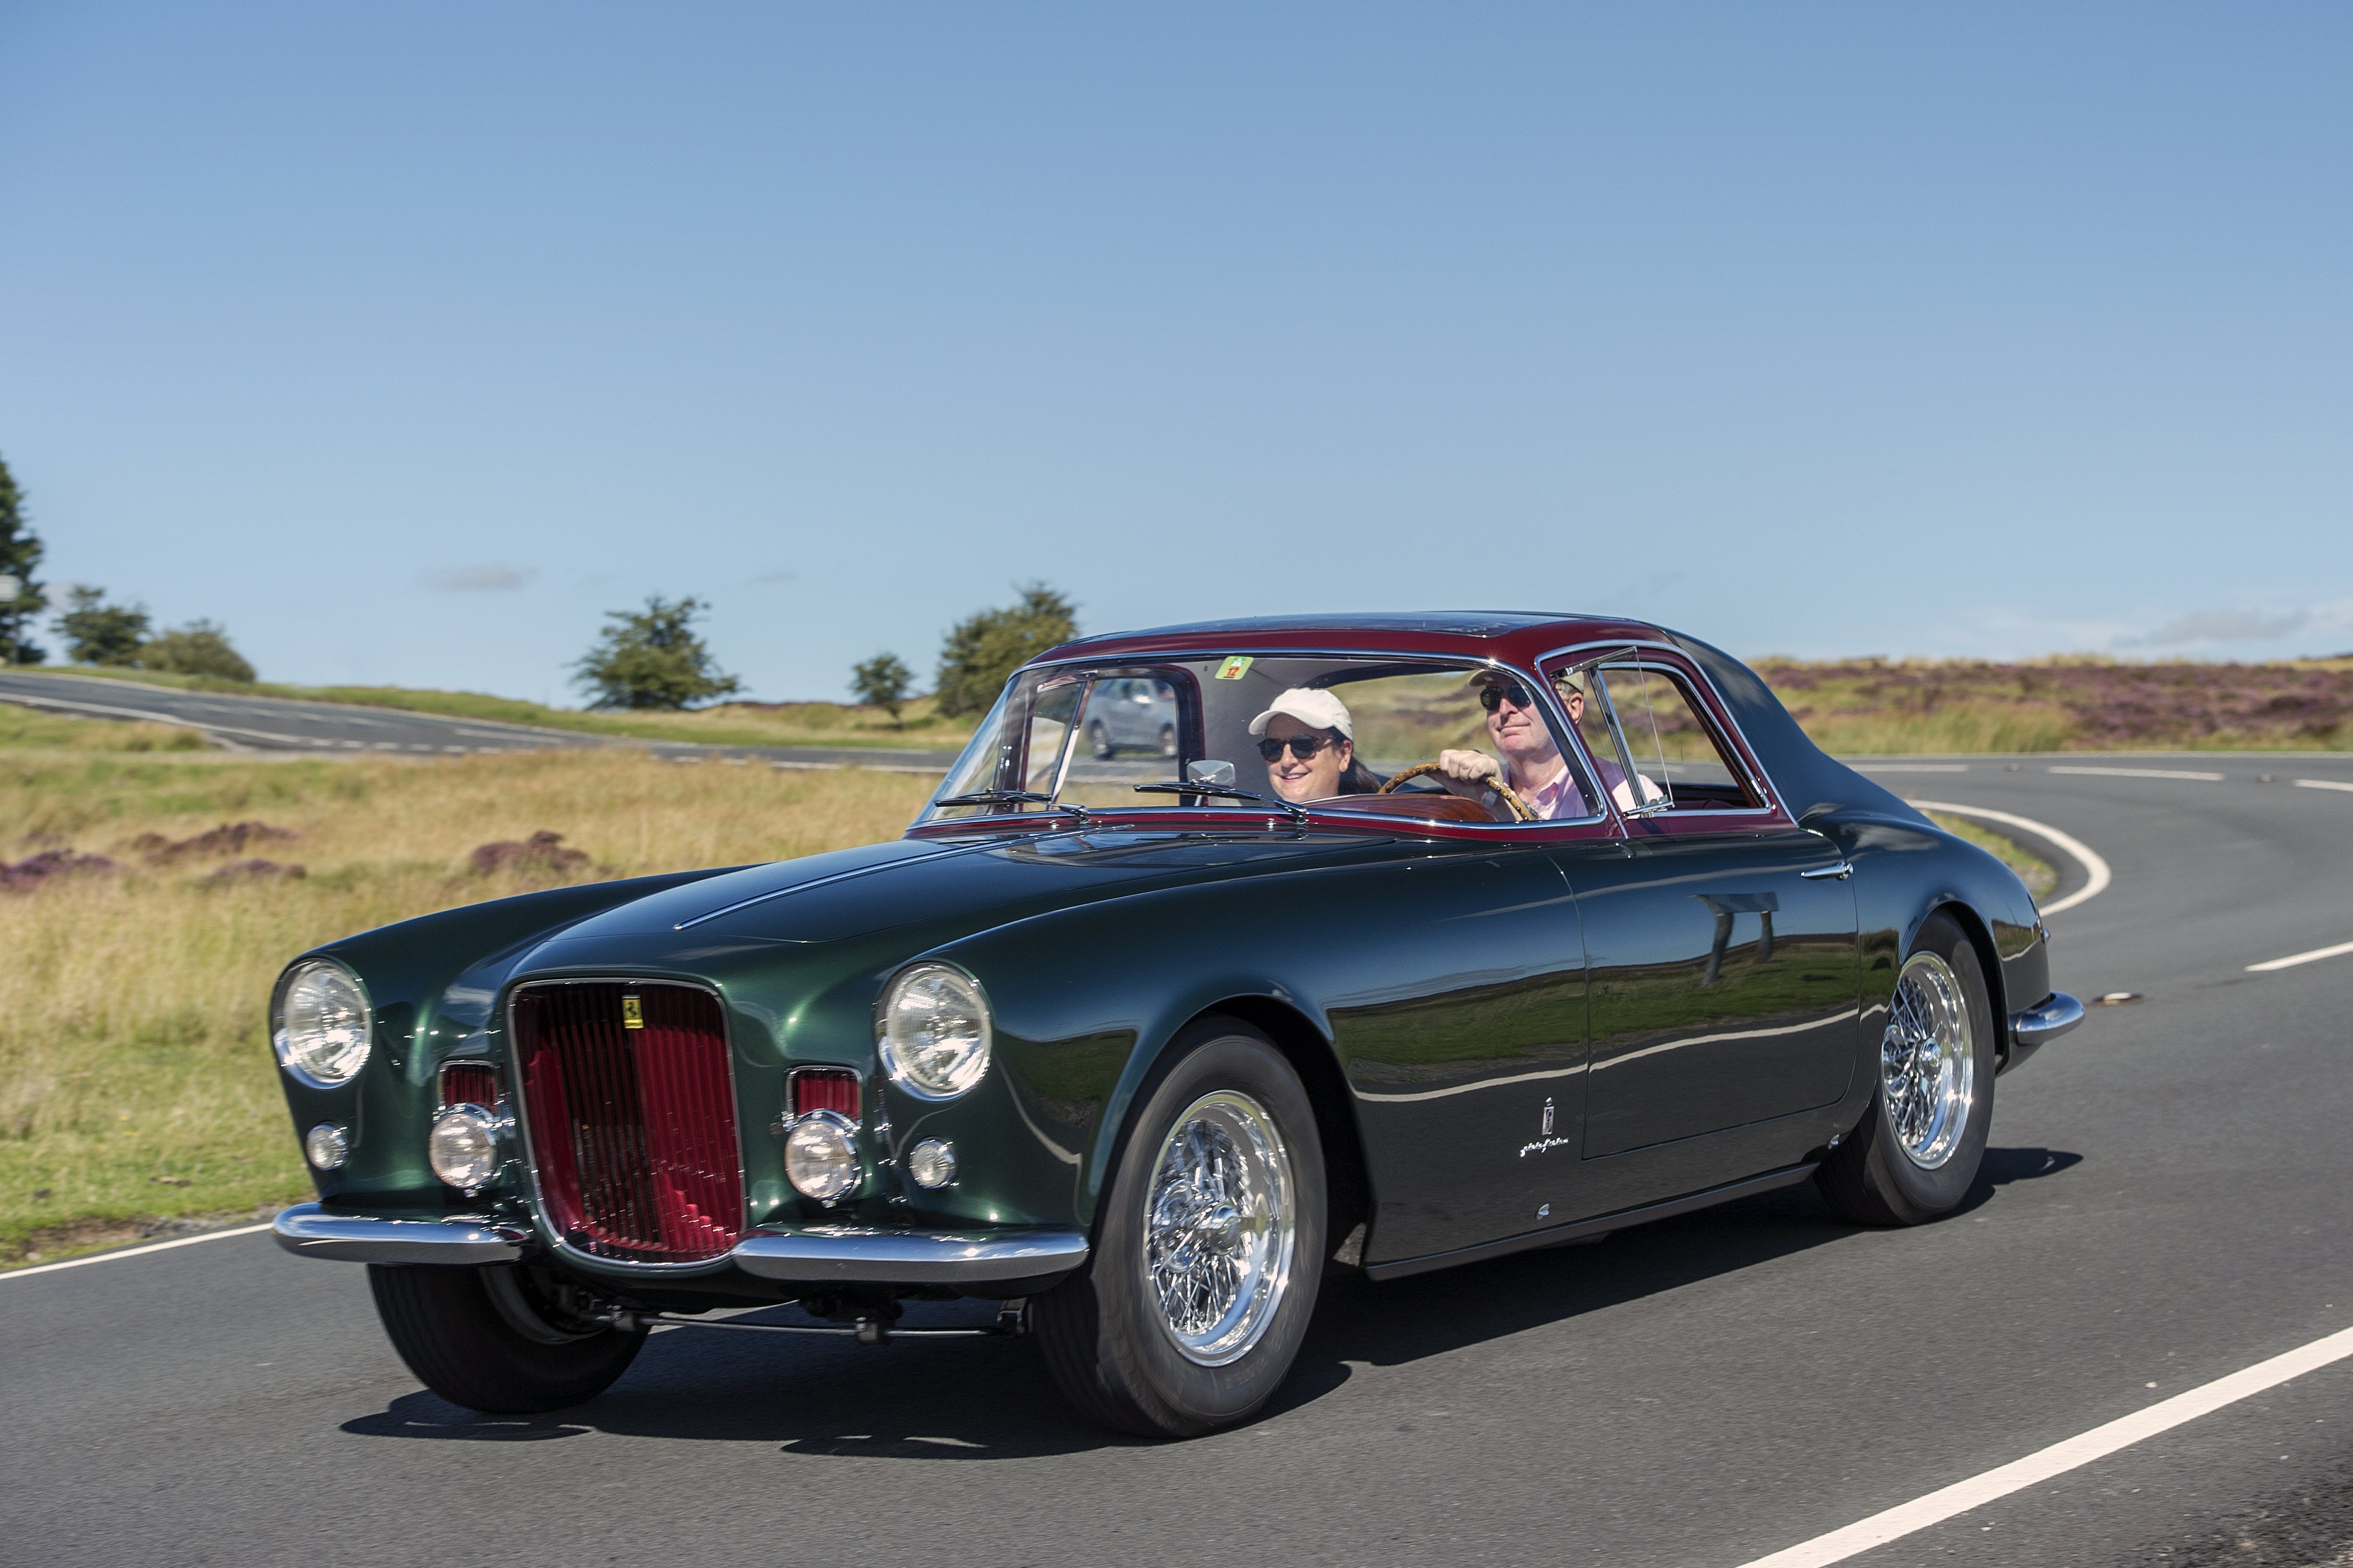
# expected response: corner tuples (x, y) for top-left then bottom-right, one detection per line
(7, 752), (2353, 1567)
(0, 668), (965, 772)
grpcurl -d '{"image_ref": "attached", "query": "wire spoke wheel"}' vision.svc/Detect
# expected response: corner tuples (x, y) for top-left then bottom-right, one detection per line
(1143, 1090), (1295, 1366)
(1880, 951), (1975, 1169)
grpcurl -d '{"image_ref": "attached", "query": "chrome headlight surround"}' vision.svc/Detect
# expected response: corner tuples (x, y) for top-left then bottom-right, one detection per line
(876, 962), (993, 1100)
(427, 1104), (506, 1195)
(271, 959), (373, 1089)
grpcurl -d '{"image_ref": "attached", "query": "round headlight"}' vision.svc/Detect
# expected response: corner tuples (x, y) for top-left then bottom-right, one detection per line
(877, 963), (992, 1099)
(428, 1105), (500, 1193)
(785, 1112), (860, 1201)
(304, 1122), (350, 1171)
(273, 961), (372, 1088)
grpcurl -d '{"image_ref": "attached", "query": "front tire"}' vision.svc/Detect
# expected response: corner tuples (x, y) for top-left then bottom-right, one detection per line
(1818, 912), (1997, 1226)
(367, 1261), (645, 1413)
(1035, 1018), (1325, 1437)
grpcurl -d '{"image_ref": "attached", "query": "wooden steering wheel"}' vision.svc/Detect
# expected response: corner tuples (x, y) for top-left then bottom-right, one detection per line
(1377, 762), (1538, 823)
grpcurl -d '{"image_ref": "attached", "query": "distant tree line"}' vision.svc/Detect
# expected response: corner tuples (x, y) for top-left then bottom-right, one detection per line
(0, 451), (257, 679)
(573, 582), (1080, 722)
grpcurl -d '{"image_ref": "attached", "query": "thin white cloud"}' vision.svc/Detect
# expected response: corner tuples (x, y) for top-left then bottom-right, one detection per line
(424, 564), (537, 592)
(2125, 606), (2310, 647)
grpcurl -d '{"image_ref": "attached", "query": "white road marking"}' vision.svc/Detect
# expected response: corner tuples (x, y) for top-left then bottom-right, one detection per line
(2296, 778), (2353, 794)
(1909, 800), (2112, 915)
(2048, 765), (2225, 781)
(1735, 1322), (2353, 1568)
(1, 1223), (274, 1282)
(2247, 938), (2353, 973)
(1853, 764), (1969, 772)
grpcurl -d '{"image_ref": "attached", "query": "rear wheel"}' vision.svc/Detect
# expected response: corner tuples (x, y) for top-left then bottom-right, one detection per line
(367, 1261), (645, 1413)
(1088, 720), (1116, 759)
(1157, 724), (1177, 758)
(1035, 1018), (1324, 1437)
(1818, 912), (1996, 1226)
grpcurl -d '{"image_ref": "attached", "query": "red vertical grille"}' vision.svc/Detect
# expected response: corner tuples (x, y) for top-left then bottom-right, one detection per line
(438, 1062), (500, 1111)
(790, 1068), (862, 1122)
(511, 981), (744, 1264)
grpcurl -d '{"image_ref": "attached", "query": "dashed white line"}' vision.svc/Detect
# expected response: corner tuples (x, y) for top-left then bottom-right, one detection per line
(2048, 765), (2225, 781)
(1735, 1322), (2353, 1568)
(1, 1223), (274, 1282)
(2295, 778), (2353, 794)
(1853, 764), (1970, 772)
(2247, 938), (2353, 974)
(1909, 800), (2112, 916)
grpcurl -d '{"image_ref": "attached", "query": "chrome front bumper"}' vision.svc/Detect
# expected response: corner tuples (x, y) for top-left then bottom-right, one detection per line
(2004, 989), (2084, 1072)
(272, 1203), (1088, 1285)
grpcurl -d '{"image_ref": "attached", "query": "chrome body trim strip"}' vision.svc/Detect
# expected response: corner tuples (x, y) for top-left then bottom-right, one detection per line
(272, 1201), (525, 1264)
(2004, 990), (2083, 1073)
(730, 1226), (1089, 1284)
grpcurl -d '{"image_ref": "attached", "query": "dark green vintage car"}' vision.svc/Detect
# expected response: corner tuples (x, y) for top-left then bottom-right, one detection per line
(270, 613), (2080, 1436)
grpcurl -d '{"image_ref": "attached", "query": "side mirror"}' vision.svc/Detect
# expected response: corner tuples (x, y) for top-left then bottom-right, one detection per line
(1188, 759), (1236, 788)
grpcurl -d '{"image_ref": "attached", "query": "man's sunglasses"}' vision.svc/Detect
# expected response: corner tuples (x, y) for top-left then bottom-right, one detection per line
(1258, 735), (1332, 761)
(1479, 682), (1537, 713)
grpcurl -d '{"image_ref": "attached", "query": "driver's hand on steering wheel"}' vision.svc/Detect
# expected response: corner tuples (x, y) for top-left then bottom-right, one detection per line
(1436, 749), (1501, 793)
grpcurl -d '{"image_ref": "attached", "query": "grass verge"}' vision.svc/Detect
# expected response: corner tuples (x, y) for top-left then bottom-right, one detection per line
(1, 730), (932, 1268)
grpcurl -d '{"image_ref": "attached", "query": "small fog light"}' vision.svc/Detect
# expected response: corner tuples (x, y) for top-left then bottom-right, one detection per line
(905, 1138), (957, 1189)
(427, 1104), (500, 1193)
(305, 1122), (350, 1171)
(786, 1112), (859, 1202)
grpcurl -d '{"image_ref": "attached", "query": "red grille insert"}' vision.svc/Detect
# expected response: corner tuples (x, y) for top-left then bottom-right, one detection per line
(791, 1068), (861, 1122)
(511, 982), (744, 1264)
(438, 1062), (500, 1110)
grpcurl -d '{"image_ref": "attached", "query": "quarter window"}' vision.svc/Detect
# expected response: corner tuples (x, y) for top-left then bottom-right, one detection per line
(1550, 658), (1763, 813)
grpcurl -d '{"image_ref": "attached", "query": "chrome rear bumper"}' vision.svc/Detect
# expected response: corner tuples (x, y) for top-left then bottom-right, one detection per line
(273, 1203), (1088, 1285)
(2004, 989), (2084, 1072)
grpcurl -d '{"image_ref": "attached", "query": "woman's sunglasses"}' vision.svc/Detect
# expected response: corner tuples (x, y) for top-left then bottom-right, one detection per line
(1478, 682), (1536, 713)
(1258, 735), (1332, 761)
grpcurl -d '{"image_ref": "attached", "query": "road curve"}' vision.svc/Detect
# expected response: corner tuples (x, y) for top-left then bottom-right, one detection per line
(5, 751), (2352, 1567)
(0, 668), (965, 772)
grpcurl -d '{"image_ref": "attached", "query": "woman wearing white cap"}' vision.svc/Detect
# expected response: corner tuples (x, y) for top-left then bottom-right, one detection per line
(1249, 688), (1381, 804)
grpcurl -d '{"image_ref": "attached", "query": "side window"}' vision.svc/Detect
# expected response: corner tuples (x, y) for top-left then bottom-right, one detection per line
(1590, 664), (1762, 812)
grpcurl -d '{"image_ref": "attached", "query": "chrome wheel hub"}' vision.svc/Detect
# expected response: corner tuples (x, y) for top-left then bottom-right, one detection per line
(1882, 952), (1975, 1169)
(1144, 1090), (1295, 1366)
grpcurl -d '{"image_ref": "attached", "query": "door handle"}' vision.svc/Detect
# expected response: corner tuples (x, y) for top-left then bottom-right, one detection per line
(1800, 860), (1854, 881)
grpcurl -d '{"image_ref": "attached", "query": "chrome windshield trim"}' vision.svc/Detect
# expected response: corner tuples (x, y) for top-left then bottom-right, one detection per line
(932, 648), (1613, 831)
(272, 1202), (526, 1264)
(731, 1226), (1089, 1284)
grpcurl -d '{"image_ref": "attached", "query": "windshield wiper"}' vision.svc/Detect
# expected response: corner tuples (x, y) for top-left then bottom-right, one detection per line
(1133, 781), (1309, 824)
(931, 789), (1094, 826)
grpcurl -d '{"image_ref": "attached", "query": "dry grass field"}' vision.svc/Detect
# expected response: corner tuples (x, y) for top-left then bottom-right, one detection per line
(0, 728), (931, 1266)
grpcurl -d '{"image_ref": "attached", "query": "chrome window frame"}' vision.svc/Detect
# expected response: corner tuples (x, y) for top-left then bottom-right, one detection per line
(502, 975), (749, 1276)
(942, 646), (1612, 833)
(1533, 638), (1786, 821)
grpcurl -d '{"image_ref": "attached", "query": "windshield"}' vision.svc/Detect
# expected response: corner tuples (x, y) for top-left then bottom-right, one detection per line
(918, 654), (1601, 828)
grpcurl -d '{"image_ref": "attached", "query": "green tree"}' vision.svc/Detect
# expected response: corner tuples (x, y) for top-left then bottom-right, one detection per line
(571, 595), (743, 710)
(137, 620), (255, 682)
(850, 651), (913, 724)
(55, 586), (152, 666)
(934, 583), (1079, 718)
(0, 453), (47, 665)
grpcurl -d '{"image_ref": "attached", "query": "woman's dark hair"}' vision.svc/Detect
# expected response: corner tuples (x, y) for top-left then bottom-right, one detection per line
(1333, 739), (1381, 795)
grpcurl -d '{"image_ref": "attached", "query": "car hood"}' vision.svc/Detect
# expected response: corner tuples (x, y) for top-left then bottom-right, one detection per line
(534, 829), (1390, 952)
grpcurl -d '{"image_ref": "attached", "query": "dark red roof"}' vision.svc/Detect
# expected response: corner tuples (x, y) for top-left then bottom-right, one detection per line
(1038, 611), (1666, 670)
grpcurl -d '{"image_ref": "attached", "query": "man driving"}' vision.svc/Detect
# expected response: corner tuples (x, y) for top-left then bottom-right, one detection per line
(1435, 674), (1593, 820)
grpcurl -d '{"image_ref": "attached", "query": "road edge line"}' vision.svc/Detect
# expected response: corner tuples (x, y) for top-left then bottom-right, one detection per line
(1, 1222), (274, 1282)
(1907, 800), (2112, 916)
(2248, 938), (2353, 973)
(1734, 1323), (2353, 1568)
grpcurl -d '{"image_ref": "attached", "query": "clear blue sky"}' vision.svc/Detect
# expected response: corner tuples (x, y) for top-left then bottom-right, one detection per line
(2, 3), (2347, 702)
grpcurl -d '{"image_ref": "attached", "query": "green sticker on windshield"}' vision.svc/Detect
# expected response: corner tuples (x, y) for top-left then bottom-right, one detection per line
(1214, 655), (1254, 680)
